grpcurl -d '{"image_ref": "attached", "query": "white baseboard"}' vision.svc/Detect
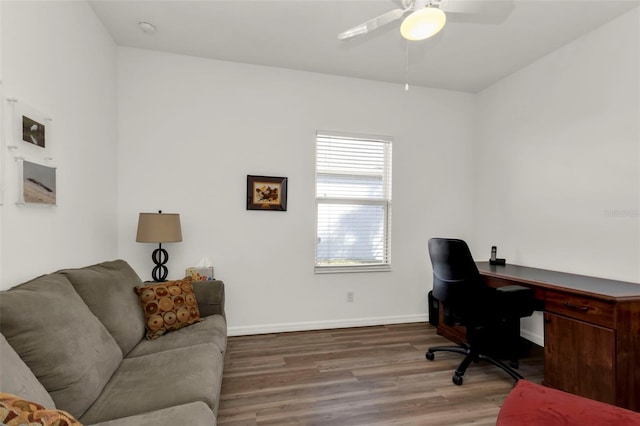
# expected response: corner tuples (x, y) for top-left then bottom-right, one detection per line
(520, 311), (545, 347)
(521, 328), (544, 347)
(228, 315), (546, 348)
(228, 314), (429, 336)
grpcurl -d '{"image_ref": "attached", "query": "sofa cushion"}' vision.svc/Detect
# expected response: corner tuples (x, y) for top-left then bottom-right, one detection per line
(60, 259), (146, 356)
(127, 314), (227, 358)
(0, 335), (55, 409)
(0, 392), (81, 426)
(89, 401), (216, 426)
(0, 273), (122, 419)
(79, 343), (224, 424)
(135, 278), (202, 340)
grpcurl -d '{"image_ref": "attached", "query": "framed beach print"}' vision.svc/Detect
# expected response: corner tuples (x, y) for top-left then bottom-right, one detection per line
(246, 175), (288, 211)
(20, 160), (57, 205)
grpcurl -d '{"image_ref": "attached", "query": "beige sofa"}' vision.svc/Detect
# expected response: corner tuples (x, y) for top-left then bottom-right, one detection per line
(0, 260), (227, 425)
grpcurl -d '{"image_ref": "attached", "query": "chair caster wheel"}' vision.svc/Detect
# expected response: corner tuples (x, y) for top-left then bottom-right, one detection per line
(425, 351), (435, 361)
(452, 374), (463, 386)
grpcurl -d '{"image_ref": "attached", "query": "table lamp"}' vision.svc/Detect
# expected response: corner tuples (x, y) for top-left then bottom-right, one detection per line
(136, 210), (182, 282)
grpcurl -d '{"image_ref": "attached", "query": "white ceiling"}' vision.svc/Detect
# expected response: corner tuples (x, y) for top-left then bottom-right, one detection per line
(89, 0), (639, 93)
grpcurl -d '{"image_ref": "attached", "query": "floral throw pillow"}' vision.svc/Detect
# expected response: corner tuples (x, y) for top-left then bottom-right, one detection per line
(134, 277), (202, 340)
(0, 392), (81, 426)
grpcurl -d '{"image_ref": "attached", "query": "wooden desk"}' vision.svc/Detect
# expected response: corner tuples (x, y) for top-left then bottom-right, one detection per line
(437, 261), (640, 411)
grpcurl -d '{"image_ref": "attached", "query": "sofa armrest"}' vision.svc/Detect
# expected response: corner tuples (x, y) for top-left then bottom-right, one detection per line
(192, 280), (225, 319)
(497, 380), (640, 425)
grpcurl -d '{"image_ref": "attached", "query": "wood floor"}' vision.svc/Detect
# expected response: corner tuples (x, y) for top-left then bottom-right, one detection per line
(218, 322), (544, 425)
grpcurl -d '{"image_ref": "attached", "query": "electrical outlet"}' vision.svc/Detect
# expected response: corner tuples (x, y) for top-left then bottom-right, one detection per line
(347, 291), (354, 302)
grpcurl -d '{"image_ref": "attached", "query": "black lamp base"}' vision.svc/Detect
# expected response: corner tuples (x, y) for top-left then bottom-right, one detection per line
(151, 243), (169, 282)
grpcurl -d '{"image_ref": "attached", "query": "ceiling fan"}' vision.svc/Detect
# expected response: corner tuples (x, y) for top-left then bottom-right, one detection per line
(338, 0), (513, 42)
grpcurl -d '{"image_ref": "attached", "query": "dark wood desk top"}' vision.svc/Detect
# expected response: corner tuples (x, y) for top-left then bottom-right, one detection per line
(476, 261), (640, 300)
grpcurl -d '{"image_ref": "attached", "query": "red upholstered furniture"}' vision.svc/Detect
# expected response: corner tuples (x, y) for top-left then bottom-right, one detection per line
(497, 380), (640, 425)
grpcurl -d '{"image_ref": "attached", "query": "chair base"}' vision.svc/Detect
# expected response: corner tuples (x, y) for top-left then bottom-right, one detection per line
(426, 344), (524, 386)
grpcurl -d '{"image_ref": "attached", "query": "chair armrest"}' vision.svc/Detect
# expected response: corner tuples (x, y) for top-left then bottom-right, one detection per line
(192, 280), (225, 319)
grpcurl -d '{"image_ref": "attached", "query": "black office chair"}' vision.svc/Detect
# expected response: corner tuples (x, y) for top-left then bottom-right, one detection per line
(425, 238), (534, 386)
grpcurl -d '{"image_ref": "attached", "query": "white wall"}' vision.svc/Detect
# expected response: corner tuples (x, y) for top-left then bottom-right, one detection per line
(116, 48), (476, 335)
(3, 1), (636, 340)
(0, 0), (4, 284)
(473, 9), (640, 344)
(0, 1), (119, 289)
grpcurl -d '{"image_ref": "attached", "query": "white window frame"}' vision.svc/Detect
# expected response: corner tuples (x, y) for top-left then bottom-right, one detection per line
(315, 130), (392, 274)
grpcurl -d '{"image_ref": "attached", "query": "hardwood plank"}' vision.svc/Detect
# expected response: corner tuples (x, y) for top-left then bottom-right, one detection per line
(218, 323), (544, 425)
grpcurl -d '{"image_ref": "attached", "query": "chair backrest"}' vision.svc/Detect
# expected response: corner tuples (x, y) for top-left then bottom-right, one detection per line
(428, 238), (483, 324)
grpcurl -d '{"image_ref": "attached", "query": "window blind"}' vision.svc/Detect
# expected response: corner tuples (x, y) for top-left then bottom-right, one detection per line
(315, 131), (392, 273)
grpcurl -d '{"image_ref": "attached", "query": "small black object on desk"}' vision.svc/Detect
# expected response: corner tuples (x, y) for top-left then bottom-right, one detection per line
(489, 245), (506, 265)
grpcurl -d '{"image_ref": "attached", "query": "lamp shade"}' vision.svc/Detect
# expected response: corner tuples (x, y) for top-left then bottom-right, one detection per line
(400, 7), (446, 41)
(136, 212), (182, 243)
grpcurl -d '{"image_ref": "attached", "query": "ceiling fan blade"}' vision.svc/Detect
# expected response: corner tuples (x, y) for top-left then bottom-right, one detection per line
(338, 8), (408, 40)
(437, 0), (514, 17)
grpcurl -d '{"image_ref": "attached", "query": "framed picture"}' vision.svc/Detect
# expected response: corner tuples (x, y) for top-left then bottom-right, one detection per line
(246, 175), (287, 211)
(22, 114), (46, 148)
(13, 101), (50, 150)
(21, 160), (56, 205)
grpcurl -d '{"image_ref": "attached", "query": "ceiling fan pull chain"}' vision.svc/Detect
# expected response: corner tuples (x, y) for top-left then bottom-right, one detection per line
(405, 41), (410, 91)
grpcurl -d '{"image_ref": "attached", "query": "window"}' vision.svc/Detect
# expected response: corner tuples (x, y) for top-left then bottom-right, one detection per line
(315, 131), (392, 273)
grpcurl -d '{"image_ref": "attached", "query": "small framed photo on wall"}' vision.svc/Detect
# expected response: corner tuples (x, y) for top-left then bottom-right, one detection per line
(246, 175), (288, 211)
(22, 114), (46, 148)
(11, 100), (52, 156)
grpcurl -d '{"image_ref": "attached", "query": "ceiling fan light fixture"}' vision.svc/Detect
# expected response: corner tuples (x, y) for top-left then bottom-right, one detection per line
(400, 7), (446, 41)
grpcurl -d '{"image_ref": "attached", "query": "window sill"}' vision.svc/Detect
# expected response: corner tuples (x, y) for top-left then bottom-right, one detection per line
(314, 264), (391, 274)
